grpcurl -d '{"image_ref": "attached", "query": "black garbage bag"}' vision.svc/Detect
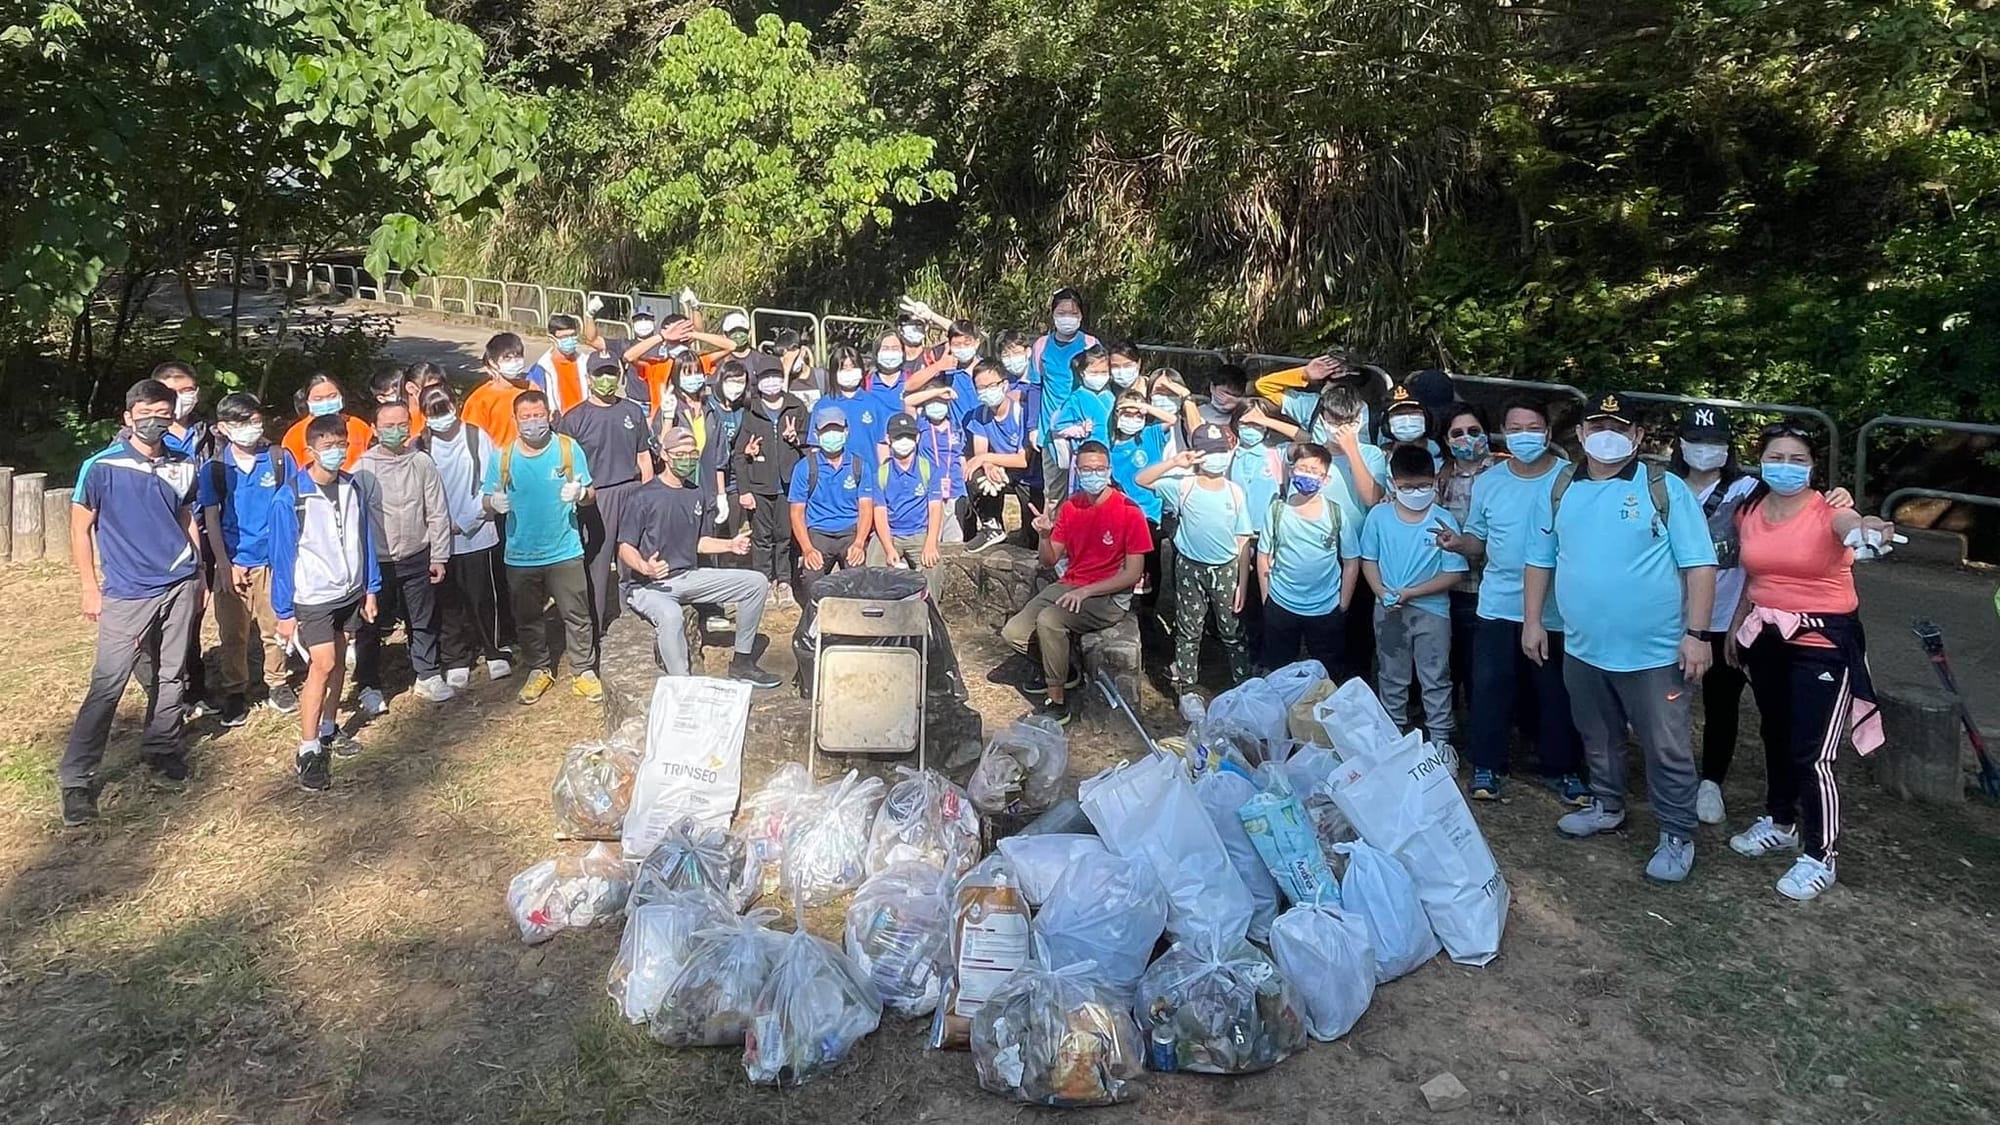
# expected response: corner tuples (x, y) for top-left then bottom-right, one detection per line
(793, 568), (968, 704)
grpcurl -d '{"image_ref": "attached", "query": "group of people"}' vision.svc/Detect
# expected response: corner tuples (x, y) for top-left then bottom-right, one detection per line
(59, 290), (1894, 901)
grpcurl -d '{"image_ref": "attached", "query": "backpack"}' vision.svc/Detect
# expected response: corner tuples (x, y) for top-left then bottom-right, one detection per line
(204, 448), (290, 511)
(417, 423), (485, 486)
(804, 451), (862, 495)
(497, 434), (578, 491)
(1265, 493), (1341, 555)
(1548, 460), (1672, 531)
(1701, 473), (1748, 569)
(877, 455), (933, 495)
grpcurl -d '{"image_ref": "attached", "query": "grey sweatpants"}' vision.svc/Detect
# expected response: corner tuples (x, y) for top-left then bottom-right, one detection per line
(1563, 657), (1698, 839)
(61, 578), (199, 787)
(1375, 603), (1455, 747)
(627, 568), (770, 675)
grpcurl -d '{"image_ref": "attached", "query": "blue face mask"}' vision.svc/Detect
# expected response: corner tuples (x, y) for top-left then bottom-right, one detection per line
(1200, 452), (1231, 475)
(1504, 431), (1548, 462)
(1150, 395), (1177, 414)
(1238, 426), (1265, 448)
(313, 446), (347, 471)
(1291, 473), (1324, 496)
(1076, 470), (1111, 495)
(1760, 461), (1811, 496)
(819, 430), (847, 454)
(555, 336), (580, 356)
(307, 395), (343, 417)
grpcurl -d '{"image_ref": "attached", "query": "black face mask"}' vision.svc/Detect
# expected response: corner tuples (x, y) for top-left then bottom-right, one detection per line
(133, 417), (172, 443)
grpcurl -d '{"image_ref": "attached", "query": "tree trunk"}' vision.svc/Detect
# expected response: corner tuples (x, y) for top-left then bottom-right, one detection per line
(181, 267), (201, 320)
(229, 233), (246, 346)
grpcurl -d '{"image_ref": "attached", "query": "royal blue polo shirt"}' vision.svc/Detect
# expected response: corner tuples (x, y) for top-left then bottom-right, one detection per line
(876, 454), (943, 538)
(197, 446), (287, 568)
(1526, 461), (1717, 672)
(787, 451), (874, 533)
(823, 390), (892, 467)
(74, 440), (200, 599)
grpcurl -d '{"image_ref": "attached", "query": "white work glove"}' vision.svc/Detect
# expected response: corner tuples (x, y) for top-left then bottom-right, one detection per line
(680, 287), (700, 310)
(486, 490), (511, 514)
(559, 481), (584, 504)
(1843, 526), (1907, 560)
(714, 493), (729, 523)
(898, 295), (933, 320)
(586, 294), (604, 315)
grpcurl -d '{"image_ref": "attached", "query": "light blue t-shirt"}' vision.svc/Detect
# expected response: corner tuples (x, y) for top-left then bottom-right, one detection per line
(1161, 473), (1251, 566)
(1031, 331), (1094, 441)
(1526, 464), (1718, 672)
(1109, 427), (1170, 523)
(1465, 457), (1567, 630)
(1229, 443), (1288, 537)
(1360, 502), (1468, 619)
(483, 436), (593, 567)
(1328, 443), (1389, 504)
(1261, 496), (1363, 617)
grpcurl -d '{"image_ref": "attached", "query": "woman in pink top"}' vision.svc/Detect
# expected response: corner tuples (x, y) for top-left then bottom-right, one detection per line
(1723, 425), (1895, 902)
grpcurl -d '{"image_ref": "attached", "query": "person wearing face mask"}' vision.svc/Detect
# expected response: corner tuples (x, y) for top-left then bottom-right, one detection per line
(1106, 392), (1179, 600)
(269, 413), (382, 793)
(623, 313), (701, 418)
(281, 373), (374, 474)
(619, 427), (783, 689)
(1030, 289), (1098, 486)
(482, 391), (601, 707)
(130, 361), (215, 717)
(787, 405), (877, 597)
(1045, 345), (1117, 499)
(868, 415), (947, 596)
(904, 319), (984, 430)
(1721, 425), (1891, 902)
(352, 399), (454, 708)
(1196, 365), (1251, 429)
(1436, 403), (1497, 704)
(1259, 443), (1363, 676)
(1228, 399), (1299, 551)
(416, 383), (514, 689)
(1306, 385), (1387, 510)
(820, 344), (890, 468)
(729, 363), (810, 606)
(399, 362), (449, 430)
(1254, 349), (1388, 428)
(464, 333), (533, 447)
(1524, 392), (1718, 884)
(1381, 369), (1455, 461)
(1434, 400), (1586, 805)
(1381, 383), (1441, 469)
(525, 313), (604, 415)
(1106, 342), (1144, 394)
(557, 359), (656, 634)
(58, 379), (205, 824)
(1360, 443), (1469, 754)
(902, 386), (969, 542)
(962, 359), (1031, 553)
(706, 360), (756, 575)
(198, 393), (296, 728)
(1000, 442), (1151, 726)
(893, 311), (941, 368)
(1135, 423), (1255, 691)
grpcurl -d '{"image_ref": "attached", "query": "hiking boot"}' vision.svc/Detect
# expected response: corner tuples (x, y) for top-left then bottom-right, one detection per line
(487, 657), (514, 681)
(1034, 696), (1073, 727)
(727, 657), (784, 690)
(218, 693), (250, 728)
(296, 743), (331, 791)
(1558, 774), (1592, 808)
(1645, 833), (1695, 883)
(146, 752), (190, 785)
(267, 683), (300, 714)
(357, 687), (388, 718)
(1696, 779), (1726, 825)
(518, 669), (555, 705)
(1469, 768), (1501, 801)
(61, 787), (98, 827)
(1776, 854), (1836, 901)
(573, 671), (605, 703)
(1729, 816), (1799, 858)
(1556, 799), (1626, 839)
(445, 667), (472, 690)
(412, 675), (455, 703)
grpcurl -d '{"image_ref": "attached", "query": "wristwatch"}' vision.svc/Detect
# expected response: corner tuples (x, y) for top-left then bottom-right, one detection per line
(1686, 628), (1713, 641)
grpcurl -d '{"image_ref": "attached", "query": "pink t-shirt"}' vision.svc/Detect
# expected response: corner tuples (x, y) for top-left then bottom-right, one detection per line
(1737, 493), (1856, 643)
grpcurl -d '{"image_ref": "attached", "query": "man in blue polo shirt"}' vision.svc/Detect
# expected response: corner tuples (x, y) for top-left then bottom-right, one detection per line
(870, 414), (945, 598)
(787, 404), (875, 596)
(1524, 391), (1717, 884)
(60, 379), (204, 825)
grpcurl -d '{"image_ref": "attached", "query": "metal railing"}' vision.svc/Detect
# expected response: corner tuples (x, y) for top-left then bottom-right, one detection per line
(752, 306), (822, 348)
(1618, 391), (1843, 484)
(1856, 416), (2000, 517)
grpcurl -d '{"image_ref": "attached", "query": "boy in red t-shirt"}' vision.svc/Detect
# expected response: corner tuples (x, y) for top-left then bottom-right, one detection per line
(999, 441), (1153, 724)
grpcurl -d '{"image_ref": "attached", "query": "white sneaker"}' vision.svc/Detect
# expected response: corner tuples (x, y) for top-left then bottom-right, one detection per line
(705, 613), (733, 632)
(486, 658), (514, 681)
(1776, 854), (1836, 901)
(1696, 780), (1726, 825)
(412, 675), (455, 703)
(357, 687), (387, 717)
(445, 667), (471, 689)
(1729, 816), (1800, 858)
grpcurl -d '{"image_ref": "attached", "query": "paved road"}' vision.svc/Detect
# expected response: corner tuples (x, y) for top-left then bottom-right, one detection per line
(178, 285), (2000, 743)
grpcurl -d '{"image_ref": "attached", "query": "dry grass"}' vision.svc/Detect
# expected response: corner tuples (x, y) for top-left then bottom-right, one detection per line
(0, 564), (1997, 1124)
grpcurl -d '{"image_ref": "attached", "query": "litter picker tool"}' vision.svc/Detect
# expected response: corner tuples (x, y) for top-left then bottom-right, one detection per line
(1094, 669), (1161, 758)
(1912, 619), (2000, 799)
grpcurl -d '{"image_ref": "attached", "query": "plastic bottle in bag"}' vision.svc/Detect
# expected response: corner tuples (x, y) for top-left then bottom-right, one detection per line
(844, 863), (954, 1018)
(1033, 850), (1168, 997)
(1268, 902), (1376, 1041)
(865, 767), (982, 878)
(607, 889), (735, 1023)
(506, 843), (632, 945)
(551, 740), (642, 840)
(629, 816), (755, 912)
(967, 717), (1069, 816)
(972, 953), (1145, 1106)
(649, 909), (785, 1047)
(735, 763), (820, 903)
(743, 926), (884, 1085)
(1132, 929), (1306, 1074)
(783, 771), (886, 907)
(929, 855), (1032, 1049)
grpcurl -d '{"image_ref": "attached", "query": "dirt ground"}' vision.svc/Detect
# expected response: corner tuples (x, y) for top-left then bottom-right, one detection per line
(2, 561), (1999, 1125)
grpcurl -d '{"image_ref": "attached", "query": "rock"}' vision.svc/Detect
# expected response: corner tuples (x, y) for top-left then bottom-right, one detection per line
(1827, 1074), (1849, 1090)
(1079, 616), (1142, 722)
(1420, 1072), (1471, 1113)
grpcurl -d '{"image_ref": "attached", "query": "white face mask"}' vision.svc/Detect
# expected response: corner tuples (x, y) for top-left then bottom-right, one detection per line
(890, 436), (918, 458)
(174, 389), (199, 418)
(1680, 440), (1729, 472)
(497, 357), (527, 377)
(923, 402), (950, 422)
(951, 345), (978, 365)
(1388, 414), (1427, 442)
(721, 380), (746, 402)
(1081, 371), (1111, 392)
(1115, 414), (1145, 436)
(899, 325), (925, 345)
(1002, 354), (1030, 377)
(1395, 485), (1436, 511)
(877, 350), (905, 372)
(426, 412), (457, 433)
(631, 319), (656, 337)
(977, 385), (1005, 408)
(223, 422), (263, 447)
(1111, 365), (1140, 388)
(758, 376), (784, 399)
(1583, 429), (1637, 464)
(835, 367), (863, 390)
(1052, 313), (1082, 336)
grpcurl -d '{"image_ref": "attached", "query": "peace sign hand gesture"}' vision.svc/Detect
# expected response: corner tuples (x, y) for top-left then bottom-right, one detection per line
(1029, 503), (1055, 537)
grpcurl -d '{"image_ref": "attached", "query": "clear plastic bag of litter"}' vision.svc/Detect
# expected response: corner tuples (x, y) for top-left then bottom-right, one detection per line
(607, 889), (736, 1023)
(1034, 849), (1169, 999)
(866, 767), (982, 878)
(649, 908), (785, 1047)
(783, 771), (886, 907)
(744, 916), (883, 1085)
(736, 763), (820, 903)
(1133, 928), (1307, 1074)
(844, 862), (954, 1018)
(551, 739), (642, 840)
(967, 717), (1070, 816)
(628, 816), (755, 912)
(506, 843), (631, 945)
(971, 950), (1146, 1106)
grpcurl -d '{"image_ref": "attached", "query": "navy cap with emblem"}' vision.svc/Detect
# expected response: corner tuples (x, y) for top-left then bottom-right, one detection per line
(1584, 391), (1633, 423)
